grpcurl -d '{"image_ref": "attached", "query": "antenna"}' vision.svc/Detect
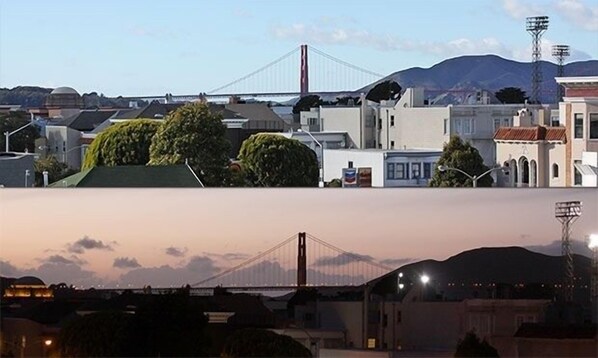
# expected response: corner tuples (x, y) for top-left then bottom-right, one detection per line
(555, 201), (582, 302)
(526, 16), (549, 104)
(552, 45), (570, 103)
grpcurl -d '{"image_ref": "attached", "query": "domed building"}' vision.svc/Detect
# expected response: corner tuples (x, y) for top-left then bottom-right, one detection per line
(3, 276), (54, 298)
(45, 87), (83, 108)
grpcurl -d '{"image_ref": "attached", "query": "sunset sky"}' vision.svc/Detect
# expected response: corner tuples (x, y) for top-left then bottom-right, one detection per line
(1, 189), (596, 288)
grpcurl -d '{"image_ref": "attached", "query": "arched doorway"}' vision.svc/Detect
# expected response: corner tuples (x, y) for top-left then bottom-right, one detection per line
(519, 157), (529, 187)
(530, 160), (537, 187)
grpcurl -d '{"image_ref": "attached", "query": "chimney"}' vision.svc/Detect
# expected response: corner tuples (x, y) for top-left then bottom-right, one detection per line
(43, 171), (49, 187)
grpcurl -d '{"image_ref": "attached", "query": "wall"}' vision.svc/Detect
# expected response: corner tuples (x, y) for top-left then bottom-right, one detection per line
(0, 154), (35, 187)
(515, 338), (597, 357)
(321, 107), (363, 149)
(318, 301), (364, 349)
(322, 150), (384, 186)
(45, 125), (83, 169)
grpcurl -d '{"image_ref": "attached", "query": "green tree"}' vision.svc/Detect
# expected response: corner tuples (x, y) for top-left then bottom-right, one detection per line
(59, 311), (141, 357)
(34, 155), (77, 187)
(454, 331), (499, 357)
(238, 134), (318, 187)
(366, 80), (402, 103)
(293, 95), (322, 114)
(0, 112), (40, 152)
(429, 135), (493, 187)
(222, 329), (312, 357)
(495, 87), (529, 104)
(149, 103), (231, 187)
(82, 119), (161, 169)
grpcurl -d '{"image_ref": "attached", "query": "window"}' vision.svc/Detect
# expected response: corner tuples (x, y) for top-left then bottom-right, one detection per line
(552, 163), (559, 178)
(387, 163), (395, 179)
(423, 163), (431, 179)
(551, 116), (560, 127)
(412, 163), (421, 179)
(443, 118), (448, 134)
(397, 310), (402, 323)
(396, 163), (406, 179)
(503, 118), (510, 127)
(348, 161), (353, 169)
(574, 160), (582, 185)
(590, 113), (598, 139)
(493, 118), (501, 132)
(367, 338), (376, 349)
(462, 118), (471, 134)
(390, 140), (395, 149)
(308, 117), (318, 126)
(390, 115), (395, 127)
(62, 141), (66, 152)
(574, 113), (583, 139)
(454, 119), (462, 134)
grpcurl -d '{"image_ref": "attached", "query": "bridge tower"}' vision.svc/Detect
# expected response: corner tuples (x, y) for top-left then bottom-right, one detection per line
(300, 44), (309, 97)
(297, 232), (307, 287)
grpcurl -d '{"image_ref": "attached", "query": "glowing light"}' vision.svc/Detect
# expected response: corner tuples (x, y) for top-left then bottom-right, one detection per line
(398, 272), (403, 278)
(420, 274), (430, 284)
(589, 234), (598, 249)
(44, 340), (52, 346)
(399, 283), (404, 290)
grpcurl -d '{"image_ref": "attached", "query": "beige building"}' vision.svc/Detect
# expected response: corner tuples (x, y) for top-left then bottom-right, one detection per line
(494, 76), (598, 187)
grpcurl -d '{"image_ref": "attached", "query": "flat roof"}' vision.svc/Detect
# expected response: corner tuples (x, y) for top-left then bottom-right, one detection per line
(324, 148), (442, 154)
(555, 76), (598, 85)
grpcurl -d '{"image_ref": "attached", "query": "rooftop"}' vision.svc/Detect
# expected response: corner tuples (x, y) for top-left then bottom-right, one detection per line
(494, 126), (567, 142)
(48, 165), (204, 187)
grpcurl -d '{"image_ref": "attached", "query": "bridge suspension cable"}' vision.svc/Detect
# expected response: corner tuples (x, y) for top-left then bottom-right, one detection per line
(306, 233), (392, 271)
(308, 46), (386, 79)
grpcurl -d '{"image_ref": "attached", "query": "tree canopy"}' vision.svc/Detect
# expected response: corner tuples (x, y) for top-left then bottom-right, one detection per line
(82, 119), (161, 169)
(221, 329), (312, 357)
(495, 87), (529, 104)
(34, 155), (78, 187)
(429, 135), (493, 187)
(366, 80), (402, 103)
(0, 112), (40, 152)
(293, 95), (323, 114)
(454, 331), (499, 357)
(149, 102), (232, 186)
(238, 133), (319, 187)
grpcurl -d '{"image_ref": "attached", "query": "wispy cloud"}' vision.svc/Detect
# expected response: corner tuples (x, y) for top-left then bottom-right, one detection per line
(113, 257), (142, 269)
(555, 0), (598, 31)
(42, 255), (87, 266)
(501, 0), (543, 20)
(67, 236), (114, 254)
(379, 258), (417, 267)
(313, 253), (374, 267)
(165, 246), (188, 258)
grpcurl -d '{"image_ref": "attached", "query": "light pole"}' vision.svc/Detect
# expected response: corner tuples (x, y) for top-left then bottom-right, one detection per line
(437, 165), (507, 187)
(297, 129), (324, 188)
(4, 115), (40, 152)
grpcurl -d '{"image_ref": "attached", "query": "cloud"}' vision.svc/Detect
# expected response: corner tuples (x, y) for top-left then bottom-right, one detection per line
(232, 8), (253, 19)
(501, 0), (543, 20)
(0, 260), (20, 277)
(165, 246), (188, 257)
(313, 253), (375, 267)
(43, 255), (87, 266)
(118, 255), (221, 287)
(555, 0), (598, 31)
(511, 37), (592, 62)
(379, 258), (417, 267)
(67, 236), (114, 254)
(113, 257), (141, 269)
(526, 239), (593, 257)
(202, 252), (251, 261)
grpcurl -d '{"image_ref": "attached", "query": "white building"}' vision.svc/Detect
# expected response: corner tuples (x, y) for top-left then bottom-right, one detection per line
(323, 148), (442, 187)
(494, 76), (598, 187)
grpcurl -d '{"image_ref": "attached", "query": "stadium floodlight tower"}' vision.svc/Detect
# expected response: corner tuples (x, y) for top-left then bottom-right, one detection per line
(555, 201), (582, 302)
(552, 45), (570, 103)
(526, 16), (549, 104)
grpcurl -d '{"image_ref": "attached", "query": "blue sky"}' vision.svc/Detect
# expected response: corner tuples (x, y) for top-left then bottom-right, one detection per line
(1, 0), (596, 96)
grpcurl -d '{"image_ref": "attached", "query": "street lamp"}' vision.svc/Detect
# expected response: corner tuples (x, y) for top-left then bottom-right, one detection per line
(4, 115), (40, 152)
(420, 274), (430, 285)
(297, 129), (324, 188)
(437, 165), (507, 188)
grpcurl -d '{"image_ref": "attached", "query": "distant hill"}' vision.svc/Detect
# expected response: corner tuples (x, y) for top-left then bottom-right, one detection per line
(371, 247), (592, 300)
(0, 86), (141, 109)
(360, 55), (598, 105)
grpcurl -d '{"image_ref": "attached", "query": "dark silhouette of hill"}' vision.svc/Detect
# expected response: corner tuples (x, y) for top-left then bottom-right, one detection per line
(361, 55), (598, 104)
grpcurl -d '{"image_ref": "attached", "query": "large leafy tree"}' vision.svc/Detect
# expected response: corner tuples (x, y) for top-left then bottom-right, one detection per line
(34, 155), (77, 186)
(454, 331), (499, 357)
(366, 80), (402, 103)
(149, 103), (231, 187)
(292, 95), (322, 114)
(495, 87), (529, 104)
(0, 112), (40, 152)
(82, 119), (162, 169)
(238, 134), (318, 187)
(429, 135), (493, 187)
(222, 329), (312, 357)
